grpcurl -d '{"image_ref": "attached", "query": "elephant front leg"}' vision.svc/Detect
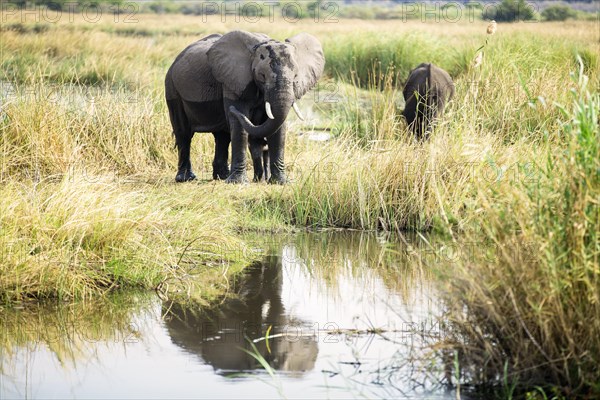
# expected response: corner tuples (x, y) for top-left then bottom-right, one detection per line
(212, 131), (230, 180)
(225, 117), (249, 184)
(267, 124), (286, 185)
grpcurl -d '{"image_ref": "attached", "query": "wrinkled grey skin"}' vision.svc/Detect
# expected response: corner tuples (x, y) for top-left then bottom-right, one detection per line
(402, 63), (455, 140)
(165, 30), (325, 184)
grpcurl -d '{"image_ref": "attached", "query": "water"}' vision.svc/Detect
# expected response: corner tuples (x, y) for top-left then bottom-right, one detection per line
(0, 232), (457, 399)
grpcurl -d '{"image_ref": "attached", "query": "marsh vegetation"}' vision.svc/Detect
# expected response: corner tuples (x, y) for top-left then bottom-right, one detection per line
(0, 12), (598, 398)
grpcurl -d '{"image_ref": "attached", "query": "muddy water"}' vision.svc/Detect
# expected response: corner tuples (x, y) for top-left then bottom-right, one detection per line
(0, 232), (457, 399)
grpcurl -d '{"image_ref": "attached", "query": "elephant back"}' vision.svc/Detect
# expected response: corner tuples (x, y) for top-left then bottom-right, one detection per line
(428, 64), (455, 100)
(166, 34), (223, 103)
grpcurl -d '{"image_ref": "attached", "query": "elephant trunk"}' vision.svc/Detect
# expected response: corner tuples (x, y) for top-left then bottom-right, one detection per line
(229, 95), (293, 139)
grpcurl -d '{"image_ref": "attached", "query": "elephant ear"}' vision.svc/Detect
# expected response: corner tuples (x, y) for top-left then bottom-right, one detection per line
(207, 30), (270, 99)
(286, 33), (325, 99)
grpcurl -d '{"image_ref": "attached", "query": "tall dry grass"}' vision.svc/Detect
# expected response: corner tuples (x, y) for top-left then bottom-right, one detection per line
(0, 14), (598, 395)
(438, 61), (599, 396)
(0, 173), (254, 303)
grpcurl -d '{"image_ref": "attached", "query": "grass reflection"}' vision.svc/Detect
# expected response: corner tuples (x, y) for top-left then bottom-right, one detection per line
(0, 292), (153, 374)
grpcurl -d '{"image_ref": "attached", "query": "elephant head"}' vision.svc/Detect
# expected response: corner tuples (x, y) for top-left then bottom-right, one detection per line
(207, 31), (325, 138)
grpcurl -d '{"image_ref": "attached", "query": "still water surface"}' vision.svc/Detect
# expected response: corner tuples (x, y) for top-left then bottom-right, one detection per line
(0, 232), (457, 399)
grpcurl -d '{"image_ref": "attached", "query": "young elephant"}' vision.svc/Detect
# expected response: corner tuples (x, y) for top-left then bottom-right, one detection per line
(249, 137), (270, 182)
(165, 30), (325, 184)
(402, 63), (455, 140)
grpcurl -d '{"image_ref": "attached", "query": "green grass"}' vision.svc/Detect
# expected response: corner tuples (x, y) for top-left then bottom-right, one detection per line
(323, 31), (468, 85)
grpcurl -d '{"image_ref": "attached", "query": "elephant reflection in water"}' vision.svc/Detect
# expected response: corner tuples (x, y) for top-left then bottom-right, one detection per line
(164, 254), (318, 375)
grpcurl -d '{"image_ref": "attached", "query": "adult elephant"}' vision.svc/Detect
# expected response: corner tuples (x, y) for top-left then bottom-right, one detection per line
(402, 63), (455, 140)
(165, 30), (325, 184)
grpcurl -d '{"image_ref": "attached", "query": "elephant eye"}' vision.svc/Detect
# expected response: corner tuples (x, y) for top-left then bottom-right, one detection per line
(260, 54), (265, 60)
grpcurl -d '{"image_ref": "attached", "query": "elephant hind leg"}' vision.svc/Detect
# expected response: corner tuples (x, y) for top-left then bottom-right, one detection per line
(419, 95), (441, 140)
(167, 98), (196, 182)
(402, 95), (418, 135)
(409, 98), (425, 140)
(412, 94), (436, 140)
(212, 131), (230, 180)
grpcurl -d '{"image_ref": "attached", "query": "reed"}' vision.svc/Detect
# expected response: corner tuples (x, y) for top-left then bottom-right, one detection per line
(437, 60), (600, 397)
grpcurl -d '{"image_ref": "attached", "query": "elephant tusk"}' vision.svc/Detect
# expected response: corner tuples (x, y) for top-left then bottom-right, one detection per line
(265, 102), (275, 120)
(229, 105), (258, 128)
(292, 102), (305, 121)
